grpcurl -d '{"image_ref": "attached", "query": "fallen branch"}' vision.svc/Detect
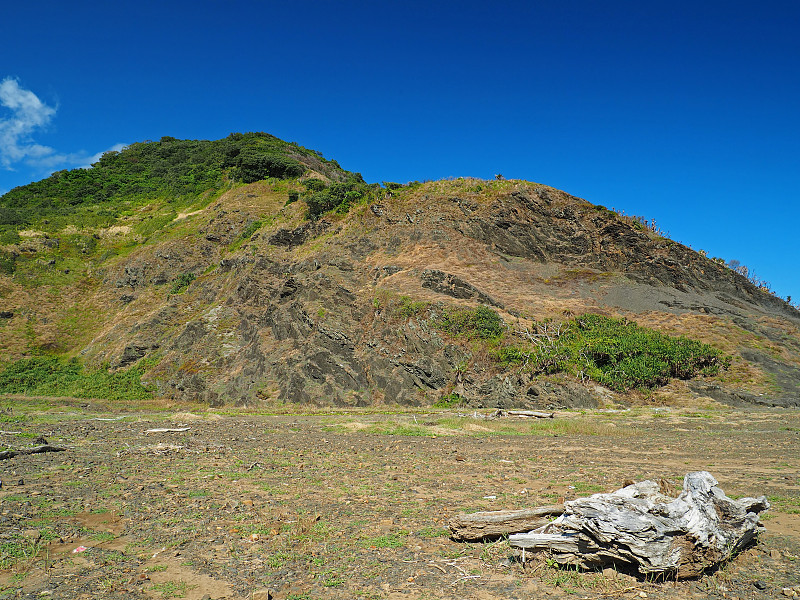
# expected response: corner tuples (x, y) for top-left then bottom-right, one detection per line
(145, 427), (190, 434)
(0, 445), (66, 460)
(449, 505), (564, 541)
(451, 575), (481, 586)
(140, 443), (185, 454)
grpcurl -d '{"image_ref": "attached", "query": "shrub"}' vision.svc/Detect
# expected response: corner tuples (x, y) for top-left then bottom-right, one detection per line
(0, 250), (16, 275)
(435, 305), (503, 339)
(170, 272), (196, 294)
(304, 178), (369, 220)
(433, 393), (463, 408)
(0, 229), (20, 245)
(235, 150), (305, 183)
(502, 314), (728, 391)
(240, 220), (262, 240)
(395, 296), (428, 318)
(303, 179), (327, 192)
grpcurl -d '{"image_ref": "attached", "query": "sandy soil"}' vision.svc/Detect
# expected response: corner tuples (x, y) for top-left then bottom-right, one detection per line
(1, 403), (799, 599)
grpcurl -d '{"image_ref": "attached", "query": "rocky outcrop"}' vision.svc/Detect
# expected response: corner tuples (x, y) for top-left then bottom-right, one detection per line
(59, 180), (800, 407)
(421, 270), (503, 308)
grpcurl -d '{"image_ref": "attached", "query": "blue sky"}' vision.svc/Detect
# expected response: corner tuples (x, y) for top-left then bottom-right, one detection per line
(2, 1), (799, 300)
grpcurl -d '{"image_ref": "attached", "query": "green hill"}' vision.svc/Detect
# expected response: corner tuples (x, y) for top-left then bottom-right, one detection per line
(1, 133), (799, 408)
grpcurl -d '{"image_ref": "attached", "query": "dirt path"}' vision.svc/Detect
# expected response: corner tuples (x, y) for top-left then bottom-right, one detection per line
(1, 405), (799, 599)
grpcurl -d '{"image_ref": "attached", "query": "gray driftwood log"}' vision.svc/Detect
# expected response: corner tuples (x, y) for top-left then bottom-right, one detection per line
(0, 445), (66, 460)
(509, 471), (769, 578)
(449, 505), (564, 541)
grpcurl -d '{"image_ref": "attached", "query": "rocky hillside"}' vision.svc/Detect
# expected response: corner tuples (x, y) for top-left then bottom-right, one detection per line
(1, 134), (799, 408)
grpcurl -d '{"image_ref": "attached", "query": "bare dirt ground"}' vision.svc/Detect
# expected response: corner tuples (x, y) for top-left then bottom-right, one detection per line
(1, 401), (799, 600)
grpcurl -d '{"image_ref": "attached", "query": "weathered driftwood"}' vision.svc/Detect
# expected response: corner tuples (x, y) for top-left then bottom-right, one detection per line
(455, 410), (555, 420)
(492, 409), (555, 419)
(145, 427), (191, 434)
(509, 471), (769, 578)
(449, 505), (564, 541)
(0, 445), (66, 460)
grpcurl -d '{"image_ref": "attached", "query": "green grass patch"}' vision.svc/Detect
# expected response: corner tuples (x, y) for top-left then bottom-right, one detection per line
(0, 356), (152, 401)
(361, 533), (404, 548)
(150, 580), (195, 599)
(416, 526), (450, 539)
(0, 536), (43, 570)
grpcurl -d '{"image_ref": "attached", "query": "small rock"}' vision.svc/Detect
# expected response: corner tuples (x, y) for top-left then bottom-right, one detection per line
(770, 549), (782, 559)
(754, 580), (767, 590)
(17, 479), (24, 486)
(638, 592), (648, 598)
(251, 590), (273, 600)
(782, 588), (796, 597)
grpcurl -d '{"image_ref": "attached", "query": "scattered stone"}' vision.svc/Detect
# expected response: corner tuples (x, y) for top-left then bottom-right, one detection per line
(251, 589), (273, 600)
(754, 580), (767, 590)
(770, 549), (782, 559)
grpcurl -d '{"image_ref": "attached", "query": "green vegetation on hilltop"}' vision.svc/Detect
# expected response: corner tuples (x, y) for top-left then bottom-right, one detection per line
(301, 177), (379, 220)
(0, 132), (352, 235)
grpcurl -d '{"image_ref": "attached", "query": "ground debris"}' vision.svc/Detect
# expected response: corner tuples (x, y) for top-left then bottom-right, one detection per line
(0, 444), (66, 460)
(508, 471), (769, 579)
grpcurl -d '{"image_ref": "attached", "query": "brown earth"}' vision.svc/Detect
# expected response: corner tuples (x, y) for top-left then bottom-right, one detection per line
(1, 400), (799, 599)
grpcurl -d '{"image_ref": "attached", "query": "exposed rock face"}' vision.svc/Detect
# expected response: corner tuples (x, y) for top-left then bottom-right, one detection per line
(15, 178), (799, 407)
(421, 269), (503, 308)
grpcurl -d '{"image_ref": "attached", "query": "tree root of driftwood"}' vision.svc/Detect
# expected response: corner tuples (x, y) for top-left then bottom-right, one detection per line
(507, 471), (769, 579)
(0, 445), (66, 460)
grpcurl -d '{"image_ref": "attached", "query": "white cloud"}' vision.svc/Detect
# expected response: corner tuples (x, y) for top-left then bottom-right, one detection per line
(0, 77), (58, 169)
(0, 77), (128, 180)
